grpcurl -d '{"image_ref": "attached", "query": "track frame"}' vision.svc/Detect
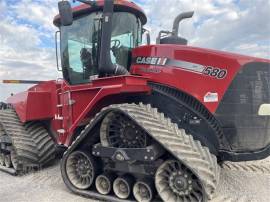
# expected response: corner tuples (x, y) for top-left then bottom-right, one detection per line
(92, 143), (164, 162)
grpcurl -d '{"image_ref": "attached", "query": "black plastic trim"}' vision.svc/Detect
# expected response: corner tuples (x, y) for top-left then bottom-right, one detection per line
(54, 4), (147, 26)
(219, 144), (270, 162)
(215, 61), (270, 161)
(140, 82), (227, 154)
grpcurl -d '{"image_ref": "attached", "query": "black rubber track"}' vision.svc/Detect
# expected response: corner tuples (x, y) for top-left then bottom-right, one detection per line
(61, 103), (220, 202)
(25, 122), (56, 165)
(0, 109), (56, 174)
(106, 103), (220, 201)
(221, 160), (270, 174)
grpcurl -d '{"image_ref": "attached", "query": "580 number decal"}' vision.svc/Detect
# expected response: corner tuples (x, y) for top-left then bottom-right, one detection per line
(203, 66), (227, 79)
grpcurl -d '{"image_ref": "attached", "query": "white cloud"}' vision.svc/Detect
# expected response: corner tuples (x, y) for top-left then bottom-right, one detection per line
(233, 43), (270, 59)
(11, 0), (58, 32)
(143, 0), (270, 58)
(0, 18), (58, 80)
(0, 1), (61, 101)
(0, 19), (40, 49)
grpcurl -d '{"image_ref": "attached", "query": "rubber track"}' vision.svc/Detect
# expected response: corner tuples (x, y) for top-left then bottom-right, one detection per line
(63, 103), (220, 201)
(0, 122), (5, 137)
(106, 103), (220, 200)
(0, 109), (55, 172)
(25, 122), (56, 165)
(0, 111), (18, 174)
(0, 123), (6, 164)
(221, 160), (270, 174)
(211, 195), (249, 202)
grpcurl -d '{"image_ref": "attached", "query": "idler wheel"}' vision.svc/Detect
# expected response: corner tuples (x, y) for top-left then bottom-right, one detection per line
(155, 160), (205, 202)
(66, 150), (96, 190)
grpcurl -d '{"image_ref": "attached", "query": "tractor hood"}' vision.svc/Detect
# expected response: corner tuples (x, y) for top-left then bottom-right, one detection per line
(131, 44), (270, 113)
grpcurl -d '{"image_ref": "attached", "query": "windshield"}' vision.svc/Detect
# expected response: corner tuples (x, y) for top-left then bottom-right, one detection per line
(60, 12), (142, 85)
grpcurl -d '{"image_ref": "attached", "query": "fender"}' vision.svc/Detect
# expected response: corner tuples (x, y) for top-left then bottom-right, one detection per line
(127, 83), (226, 155)
(61, 76), (151, 146)
(6, 81), (60, 122)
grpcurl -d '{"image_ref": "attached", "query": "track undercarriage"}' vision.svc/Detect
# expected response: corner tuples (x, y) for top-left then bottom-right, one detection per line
(61, 103), (220, 202)
(0, 106), (56, 175)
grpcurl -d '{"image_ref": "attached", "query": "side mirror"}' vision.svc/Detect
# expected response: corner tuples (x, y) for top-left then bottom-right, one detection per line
(58, 1), (73, 26)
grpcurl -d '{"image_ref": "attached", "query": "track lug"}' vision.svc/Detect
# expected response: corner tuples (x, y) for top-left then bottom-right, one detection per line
(0, 165), (17, 175)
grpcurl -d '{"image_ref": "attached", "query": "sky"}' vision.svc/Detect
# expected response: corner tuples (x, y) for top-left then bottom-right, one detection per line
(0, 0), (269, 101)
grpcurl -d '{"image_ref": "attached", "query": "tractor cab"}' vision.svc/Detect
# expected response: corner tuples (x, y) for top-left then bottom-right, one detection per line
(54, 0), (147, 85)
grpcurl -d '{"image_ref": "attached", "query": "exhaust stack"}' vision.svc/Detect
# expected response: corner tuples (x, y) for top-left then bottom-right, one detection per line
(172, 11), (194, 37)
(157, 11), (194, 45)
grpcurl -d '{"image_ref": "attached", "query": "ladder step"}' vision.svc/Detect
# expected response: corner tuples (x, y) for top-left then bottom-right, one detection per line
(57, 129), (66, 134)
(54, 114), (64, 120)
(55, 116), (64, 120)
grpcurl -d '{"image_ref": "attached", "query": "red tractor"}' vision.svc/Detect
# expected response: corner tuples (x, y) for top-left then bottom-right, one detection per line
(0, 0), (270, 201)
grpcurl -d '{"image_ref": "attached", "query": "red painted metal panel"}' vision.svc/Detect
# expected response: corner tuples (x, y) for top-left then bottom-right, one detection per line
(131, 45), (270, 113)
(7, 91), (52, 122)
(6, 81), (60, 123)
(6, 91), (28, 122)
(56, 76), (150, 145)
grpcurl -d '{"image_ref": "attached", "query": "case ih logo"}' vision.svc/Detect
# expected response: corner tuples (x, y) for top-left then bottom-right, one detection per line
(134, 57), (228, 79)
(135, 57), (168, 66)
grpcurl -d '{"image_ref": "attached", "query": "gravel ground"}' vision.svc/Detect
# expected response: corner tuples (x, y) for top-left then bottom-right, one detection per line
(0, 158), (269, 202)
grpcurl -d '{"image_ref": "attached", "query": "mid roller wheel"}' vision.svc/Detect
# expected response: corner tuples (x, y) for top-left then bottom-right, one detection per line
(66, 150), (97, 190)
(113, 176), (134, 199)
(95, 173), (115, 195)
(133, 180), (154, 202)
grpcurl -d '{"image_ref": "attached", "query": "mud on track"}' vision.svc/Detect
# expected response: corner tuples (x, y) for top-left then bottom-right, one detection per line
(0, 158), (270, 202)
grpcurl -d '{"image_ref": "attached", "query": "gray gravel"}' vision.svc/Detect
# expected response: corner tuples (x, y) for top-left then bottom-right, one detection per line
(0, 158), (270, 202)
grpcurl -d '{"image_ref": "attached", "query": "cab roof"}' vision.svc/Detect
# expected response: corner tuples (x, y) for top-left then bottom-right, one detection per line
(53, 0), (147, 27)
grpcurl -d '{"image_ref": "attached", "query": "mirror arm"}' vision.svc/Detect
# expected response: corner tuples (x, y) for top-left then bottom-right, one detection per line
(55, 30), (62, 71)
